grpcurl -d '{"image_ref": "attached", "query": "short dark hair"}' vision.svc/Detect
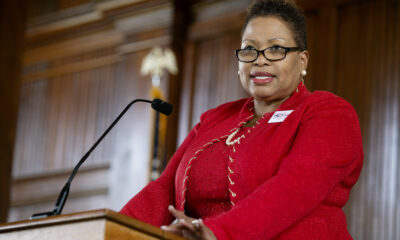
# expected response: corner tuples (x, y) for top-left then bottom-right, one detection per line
(243, 0), (307, 50)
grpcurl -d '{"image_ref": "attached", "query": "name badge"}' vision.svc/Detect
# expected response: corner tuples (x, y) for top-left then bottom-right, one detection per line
(268, 110), (294, 123)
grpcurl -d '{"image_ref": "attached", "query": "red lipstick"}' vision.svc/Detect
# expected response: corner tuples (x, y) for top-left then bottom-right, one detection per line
(250, 72), (275, 84)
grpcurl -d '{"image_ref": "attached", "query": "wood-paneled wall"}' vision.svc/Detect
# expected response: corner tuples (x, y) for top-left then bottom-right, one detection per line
(9, 0), (174, 221)
(336, 1), (400, 239)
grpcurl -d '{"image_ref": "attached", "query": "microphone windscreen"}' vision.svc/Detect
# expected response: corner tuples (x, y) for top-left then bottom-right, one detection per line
(151, 99), (173, 115)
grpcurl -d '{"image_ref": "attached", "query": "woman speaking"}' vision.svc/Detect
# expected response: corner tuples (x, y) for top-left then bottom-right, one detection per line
(120, 0), (364, 239)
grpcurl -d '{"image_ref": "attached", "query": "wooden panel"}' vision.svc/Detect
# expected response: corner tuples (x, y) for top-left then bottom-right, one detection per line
(23, 31), (124, 65)
(105, 221), (159, 240)
(186, 34), (247, 128)
(8, 194), (108, 223)
(305, 6), (338, 92)
(26, 0), (169, 43)
(0, 0), (26, 222)
(336, 1), (400, 239)
(13, 63), (119, 177)
(23, 55), (122, 82)
(177, 41), (196, 144)
(297, 0), (365, 11)
(59, 0), (92, 10)
(12, 0), (174, 222)
(11, 165), (109, 207)
(188, 11), (246, 41)
(163, 0), (191, 162)
(12, 45), (158, 216)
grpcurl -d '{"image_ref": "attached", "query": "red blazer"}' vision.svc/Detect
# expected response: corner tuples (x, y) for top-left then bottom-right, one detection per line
(120, 84), (363, 240)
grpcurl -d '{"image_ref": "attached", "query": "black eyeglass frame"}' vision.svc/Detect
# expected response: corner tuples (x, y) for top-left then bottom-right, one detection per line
(235, 46), (303, 63)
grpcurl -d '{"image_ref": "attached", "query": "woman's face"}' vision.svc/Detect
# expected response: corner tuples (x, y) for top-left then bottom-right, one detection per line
(239, 16), (308, 103)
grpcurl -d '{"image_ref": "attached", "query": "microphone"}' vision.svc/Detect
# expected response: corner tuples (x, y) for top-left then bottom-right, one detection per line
(151, 99), (173, 115)
(30, 98), (173, 220)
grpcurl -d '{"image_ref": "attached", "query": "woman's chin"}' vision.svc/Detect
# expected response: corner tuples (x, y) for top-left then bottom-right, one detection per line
(251, 93), (276, 102)
(248, 86), (275, 99)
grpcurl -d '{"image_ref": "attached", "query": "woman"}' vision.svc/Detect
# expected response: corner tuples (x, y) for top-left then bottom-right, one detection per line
(120, 0), (363, 239)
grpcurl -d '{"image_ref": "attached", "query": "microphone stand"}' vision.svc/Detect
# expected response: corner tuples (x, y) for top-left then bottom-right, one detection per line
(30, 99), (170, 219)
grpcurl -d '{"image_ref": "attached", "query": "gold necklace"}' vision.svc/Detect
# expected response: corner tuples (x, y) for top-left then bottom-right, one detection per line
(226, 114), (261, 146)
(225, 128), (245, 146)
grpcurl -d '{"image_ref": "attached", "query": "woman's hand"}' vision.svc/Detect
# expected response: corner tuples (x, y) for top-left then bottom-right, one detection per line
(161, 205), (217, 240)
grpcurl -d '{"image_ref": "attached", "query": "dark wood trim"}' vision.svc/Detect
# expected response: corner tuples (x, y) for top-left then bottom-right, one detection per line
(177, 41), (197, 144)
(25, 0), (170, 46)
(164, 0), (193, 166)
(307, 6), (338, 92)
(188, 11), (245, 41)
(23, 30), (123, 64)
(23, 54), (121, 83)
(0, 0), (26, 223)
(298, 0), (368, 11)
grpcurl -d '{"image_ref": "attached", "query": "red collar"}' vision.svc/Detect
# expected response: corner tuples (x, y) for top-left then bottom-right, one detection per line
(238, 82), (309, 120)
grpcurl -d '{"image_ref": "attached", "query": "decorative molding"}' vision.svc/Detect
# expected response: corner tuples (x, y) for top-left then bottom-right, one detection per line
(23, 34), (172, 83)
(192, 0), (251, 22)
(114, 3), (173, 35)
(189, 11), (244, 40)
(26, 0), (170, 41)
(118, 36), (171, 54)
(23, 54), (122, 83)
(96, 0), (147, 11)
(24, 31), (124, 65)
(28, 3), (95, 28)
(27, 11), (102, 39)
(22, 1), (174, 83)
(11, 164), (109, 207)
(26, 0), (148, 38)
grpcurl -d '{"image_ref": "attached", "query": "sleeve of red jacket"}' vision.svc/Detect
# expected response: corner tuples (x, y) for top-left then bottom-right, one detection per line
(119, 122), (200, 227)
(204, 96), (364, 240)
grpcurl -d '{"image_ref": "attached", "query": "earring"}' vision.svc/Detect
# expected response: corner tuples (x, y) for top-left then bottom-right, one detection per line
(297, 70), (307, 93)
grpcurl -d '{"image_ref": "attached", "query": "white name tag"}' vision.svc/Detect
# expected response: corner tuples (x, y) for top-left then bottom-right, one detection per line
(268, 110), (294, 123)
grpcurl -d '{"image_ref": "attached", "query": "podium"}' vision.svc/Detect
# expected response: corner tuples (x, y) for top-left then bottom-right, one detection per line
(0, 209), (184, 240)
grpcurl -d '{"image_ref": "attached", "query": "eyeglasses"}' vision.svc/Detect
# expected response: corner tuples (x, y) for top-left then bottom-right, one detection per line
(235, 46), (302, 62)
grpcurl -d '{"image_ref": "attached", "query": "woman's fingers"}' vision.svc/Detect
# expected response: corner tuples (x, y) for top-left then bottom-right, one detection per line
(181, 229), (200, 240)
(162, 205), (217, 240)
(168, 205), (188, 220)
(179, 218), (199, 233)
(161, 219), (199, 240)
(167, 206), (199, 233)
(160, 224), (181, 235)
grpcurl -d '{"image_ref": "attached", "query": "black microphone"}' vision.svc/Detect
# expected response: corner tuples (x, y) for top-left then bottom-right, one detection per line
(151, 99), (173, 115)
(30, 98), (173, 220)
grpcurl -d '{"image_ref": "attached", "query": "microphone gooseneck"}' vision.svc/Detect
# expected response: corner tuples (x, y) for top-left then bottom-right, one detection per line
(30, 98), (172, 220)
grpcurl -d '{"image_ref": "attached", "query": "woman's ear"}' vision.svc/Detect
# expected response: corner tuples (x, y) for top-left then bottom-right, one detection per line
(300, 50), (309, 70)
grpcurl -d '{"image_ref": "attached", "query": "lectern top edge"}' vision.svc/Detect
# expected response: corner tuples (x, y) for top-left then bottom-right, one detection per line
(0, 209), (184, 240)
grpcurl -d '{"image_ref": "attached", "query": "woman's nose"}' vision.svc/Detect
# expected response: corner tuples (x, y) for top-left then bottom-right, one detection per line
(254, 52), (271, 66)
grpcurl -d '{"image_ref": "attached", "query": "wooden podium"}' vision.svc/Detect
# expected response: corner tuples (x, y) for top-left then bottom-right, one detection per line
(0, 209), (184, 240)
